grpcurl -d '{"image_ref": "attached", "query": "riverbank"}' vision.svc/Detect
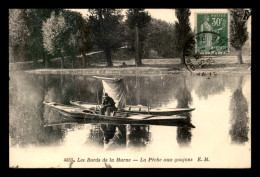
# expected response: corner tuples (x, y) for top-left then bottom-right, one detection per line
(14, 56), (251, 75)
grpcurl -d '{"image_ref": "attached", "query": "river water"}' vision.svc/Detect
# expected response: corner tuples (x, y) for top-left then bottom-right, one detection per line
(9, 71), (251, 168)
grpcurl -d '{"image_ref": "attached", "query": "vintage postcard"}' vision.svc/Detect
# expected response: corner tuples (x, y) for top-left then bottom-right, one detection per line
(9, 8), (251, 168)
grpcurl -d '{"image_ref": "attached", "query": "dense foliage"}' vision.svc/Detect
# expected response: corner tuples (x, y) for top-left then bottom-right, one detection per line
(229, 9), (249, 64)
(174, 8), (192, 64)
(9, 9), (29, 62)
(89, 9), (124, 66)
(9, 8), (250, 69)
(26, 9), (61, 67)
(42, 10), (92, 68)
(146, 18), (177, 58)
(9, 9), (61, 66)
(126, 9), (151, 66)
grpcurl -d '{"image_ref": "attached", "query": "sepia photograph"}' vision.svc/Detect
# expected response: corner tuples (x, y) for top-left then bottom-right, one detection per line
(9, 8), (251, 168)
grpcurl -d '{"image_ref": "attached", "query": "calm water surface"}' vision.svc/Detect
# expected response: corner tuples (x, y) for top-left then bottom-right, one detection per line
(9, 71), (251, 168)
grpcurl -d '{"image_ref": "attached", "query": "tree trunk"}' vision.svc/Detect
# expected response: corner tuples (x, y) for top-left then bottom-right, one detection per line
(46, 57), (50, 68)
(180, 51), (185, 65)
(71, 55), (76, 69)
(82, 53), (86, 68)
(44, 53), (50, 68)
(42, 56), (45, 66)
(104, 48), (113, 67)
(236, 48), (243, 64)
(98, 9), (113, 67)
(33, 58), (38, 68)
(83, 53), (91, 68)
(60, 55), (65, 69)
(135, 26), (142, 66)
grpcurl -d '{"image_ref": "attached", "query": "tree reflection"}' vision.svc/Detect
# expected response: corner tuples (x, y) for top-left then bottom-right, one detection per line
(74, 76), (102, 103)
(102, 124), (127, 150)
(101, 124), (116, 144)
(229, 76), (249, 144)
(194, 77), (225, 99)
(85, 125), (104, 148)
(41, 125), (65, 145)
(123, 76), (183, 108)
(126, 125), (150, 149)
(175, 77), (193, 147)
(85, 124), (127, 150)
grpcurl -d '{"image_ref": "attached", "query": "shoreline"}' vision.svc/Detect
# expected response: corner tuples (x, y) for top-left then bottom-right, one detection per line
(10, 57), (251, 76)
(21, 66), (251, 76)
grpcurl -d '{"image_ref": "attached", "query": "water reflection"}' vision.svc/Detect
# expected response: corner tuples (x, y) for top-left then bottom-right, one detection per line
(9, 72), (45, 147)
(104, 125), (127, 150)
(42, 125), (65, 145)
(229, 76), (249, 144)
(175, 77), (193, 147)
(126, 125), (150, 149)
(85, 124), (150, 150)
(194, 76), (225, 100)
(86, 125), (104, 147)
(9, 72), (251, 151)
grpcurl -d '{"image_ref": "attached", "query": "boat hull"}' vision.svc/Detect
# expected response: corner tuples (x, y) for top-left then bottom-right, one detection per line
(69, 100), (195, 116)
(43, 102), (191, 126)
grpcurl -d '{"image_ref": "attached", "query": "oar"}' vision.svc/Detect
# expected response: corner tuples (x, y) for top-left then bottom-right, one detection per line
(96, 90), (101, 110)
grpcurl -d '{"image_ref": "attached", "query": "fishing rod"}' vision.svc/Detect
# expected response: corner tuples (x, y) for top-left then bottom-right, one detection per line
(33, 102), (44, 115)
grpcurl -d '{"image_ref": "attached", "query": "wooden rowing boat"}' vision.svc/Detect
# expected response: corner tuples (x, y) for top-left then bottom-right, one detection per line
(69, 100), (195, 116)
(43, 101), (191, 125)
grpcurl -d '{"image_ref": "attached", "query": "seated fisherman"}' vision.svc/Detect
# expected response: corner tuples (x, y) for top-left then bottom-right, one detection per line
(101, 93), (116, 116)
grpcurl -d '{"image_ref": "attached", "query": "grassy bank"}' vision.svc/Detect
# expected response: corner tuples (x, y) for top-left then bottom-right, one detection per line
(15, 56), (251, 75)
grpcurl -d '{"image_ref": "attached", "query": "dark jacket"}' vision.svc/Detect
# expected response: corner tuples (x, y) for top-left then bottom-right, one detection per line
(102, 96), (115, 107)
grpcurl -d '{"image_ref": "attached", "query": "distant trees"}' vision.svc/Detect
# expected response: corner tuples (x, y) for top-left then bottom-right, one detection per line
(229, 9), (249, 64)
(11, 8), (216, 69)
(89, 9), (124, 66)
(77, 16), (93, 67)
(126, 9), (151, 66)
(146, 18), (176, 58)
(174, 8), (192, 64)
(9, 9), (61, 67)
(61, 10), (92, 68)
(42, 10), (92, 68)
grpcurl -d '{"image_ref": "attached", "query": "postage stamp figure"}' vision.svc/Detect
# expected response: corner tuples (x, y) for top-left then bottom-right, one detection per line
(196, 13), (229, 54)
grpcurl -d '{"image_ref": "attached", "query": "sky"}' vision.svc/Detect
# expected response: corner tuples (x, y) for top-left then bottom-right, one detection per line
(70, 9), (176, 23)
(69, 8), (251, 33)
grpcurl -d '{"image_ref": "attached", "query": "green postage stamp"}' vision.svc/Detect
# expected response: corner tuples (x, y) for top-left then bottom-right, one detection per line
(196, 13), (229, 54)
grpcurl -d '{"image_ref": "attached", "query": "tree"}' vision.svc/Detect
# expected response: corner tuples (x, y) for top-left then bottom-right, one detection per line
(145, 18), (177, 58)
(61, 10), (92, 68)
(229, 76), (249, 143)
(42, 10), (92, 68)
(42, 12), (68, 68)
(229, 9), (249, 64)
(77, 17), (93, 67)
(89, 9), (124, 67)
(9, 9), (29, 62)
(26, 9), (61, 67)
(126, 8), (151, 66)
(9, 9), (61, 67)
(174, 8), (192, 64)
